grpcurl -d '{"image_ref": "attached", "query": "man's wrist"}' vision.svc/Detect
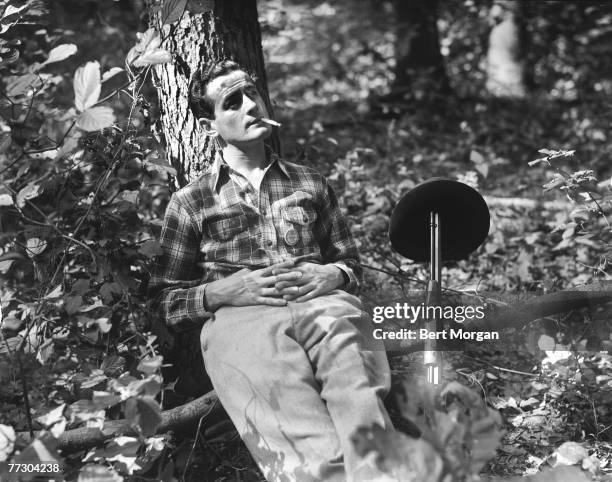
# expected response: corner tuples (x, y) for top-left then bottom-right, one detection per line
(203, 281), (222, 311)
(331, 265), (349, 288)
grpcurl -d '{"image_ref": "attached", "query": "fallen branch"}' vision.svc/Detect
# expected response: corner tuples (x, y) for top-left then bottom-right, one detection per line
(384, 281), (612, 353)
(484, 195), (572, 210)
(470, 280), (612, 331)
(17, 390), (229, 453)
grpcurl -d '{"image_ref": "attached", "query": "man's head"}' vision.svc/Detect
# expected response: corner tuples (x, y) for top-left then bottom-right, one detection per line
(188, 60), (272, 147)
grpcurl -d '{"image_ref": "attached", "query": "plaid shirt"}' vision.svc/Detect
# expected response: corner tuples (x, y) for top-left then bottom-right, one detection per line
(149, 154), (361, 332)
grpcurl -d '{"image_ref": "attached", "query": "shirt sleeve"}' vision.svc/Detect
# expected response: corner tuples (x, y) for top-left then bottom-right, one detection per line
(314, 176), (362, 294)
(148, 193), (212, 332)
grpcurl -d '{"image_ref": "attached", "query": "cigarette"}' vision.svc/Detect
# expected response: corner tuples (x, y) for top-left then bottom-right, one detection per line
(260, 117), (281, 127)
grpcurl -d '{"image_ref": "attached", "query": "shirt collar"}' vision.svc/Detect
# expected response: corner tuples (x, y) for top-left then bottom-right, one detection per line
(211, 148), (290, 192)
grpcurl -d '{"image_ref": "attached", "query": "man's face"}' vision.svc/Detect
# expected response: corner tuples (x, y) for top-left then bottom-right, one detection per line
(205, 70), (272, 146)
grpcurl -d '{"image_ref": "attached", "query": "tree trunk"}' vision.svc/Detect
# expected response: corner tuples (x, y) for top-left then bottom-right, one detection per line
(145, 0), (277, 403)
(486, 0), (528, 98)
(150, 0), (278, 188)
(391, 0), (450, 100)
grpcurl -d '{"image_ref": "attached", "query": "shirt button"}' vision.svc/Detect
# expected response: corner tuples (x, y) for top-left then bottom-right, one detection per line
(261, 208), (267, 216)
(266, 239), (274, 247)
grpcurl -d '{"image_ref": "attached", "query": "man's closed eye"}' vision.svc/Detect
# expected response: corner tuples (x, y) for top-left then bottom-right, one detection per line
(223, 93), (242, 110)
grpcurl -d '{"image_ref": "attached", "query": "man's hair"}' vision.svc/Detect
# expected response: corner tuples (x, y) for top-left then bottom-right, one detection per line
(188, 59), (245, 120)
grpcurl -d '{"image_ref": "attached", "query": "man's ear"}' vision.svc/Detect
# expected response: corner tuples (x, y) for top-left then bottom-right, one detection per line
(198, 118), (217, 137)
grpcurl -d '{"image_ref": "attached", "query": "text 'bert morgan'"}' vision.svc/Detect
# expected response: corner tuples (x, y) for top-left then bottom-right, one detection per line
(370, 303), (501, 342)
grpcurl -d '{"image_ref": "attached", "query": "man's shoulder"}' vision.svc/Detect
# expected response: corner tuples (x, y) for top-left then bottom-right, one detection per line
(172, 170), (216, 213)
(280, 160), (327, 184)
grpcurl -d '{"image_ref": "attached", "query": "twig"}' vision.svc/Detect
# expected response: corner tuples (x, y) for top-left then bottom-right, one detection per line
(17, 351), (34, 437)
(183, 415), (206, 482)
(460, 354), (540, 378)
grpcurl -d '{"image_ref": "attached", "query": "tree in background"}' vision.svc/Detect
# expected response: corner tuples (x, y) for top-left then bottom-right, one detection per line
(485, 0), (528, 98)
(148, 0), (277, 187)
(390, 0), (450, 100)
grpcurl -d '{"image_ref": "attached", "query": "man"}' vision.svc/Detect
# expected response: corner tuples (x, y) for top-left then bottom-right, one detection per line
(149, 60), (392, 481)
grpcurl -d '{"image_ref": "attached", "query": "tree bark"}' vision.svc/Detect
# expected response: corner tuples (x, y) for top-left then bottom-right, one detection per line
(486, 0), (528, 98)
(391, 0), (450, 100)
(150, 0), (278, 188)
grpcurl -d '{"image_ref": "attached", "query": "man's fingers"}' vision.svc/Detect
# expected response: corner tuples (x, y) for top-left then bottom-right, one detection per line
(274, 271), (303, 282)
(283, 283), (315, 301)
(277, 285), (300, 295)
(261, 260), (295, 276)
(260, 287), (283, 297)
(294, 288), (319, 303)
(257, 296), (288, 307)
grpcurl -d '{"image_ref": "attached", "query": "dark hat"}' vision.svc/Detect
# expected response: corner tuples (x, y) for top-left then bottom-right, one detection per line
(389, 178), (490, 262)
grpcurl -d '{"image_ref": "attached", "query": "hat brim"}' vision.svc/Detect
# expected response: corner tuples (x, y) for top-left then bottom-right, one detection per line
(389, 178), (490, 262)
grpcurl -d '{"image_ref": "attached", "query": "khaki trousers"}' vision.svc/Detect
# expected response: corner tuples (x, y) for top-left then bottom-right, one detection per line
(200, 289), (392, 481)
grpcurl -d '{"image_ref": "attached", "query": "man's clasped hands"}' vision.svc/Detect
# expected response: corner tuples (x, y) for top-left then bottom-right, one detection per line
(204, 260), (345, 310)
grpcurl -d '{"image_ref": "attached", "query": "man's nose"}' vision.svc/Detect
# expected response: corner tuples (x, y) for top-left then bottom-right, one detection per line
(243, 93), (258, 115)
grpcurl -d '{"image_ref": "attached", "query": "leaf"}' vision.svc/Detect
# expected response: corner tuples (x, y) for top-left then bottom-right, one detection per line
(16, 182), (40, 207)
(36, 337), (54, 366)
(78, 464), (124, 482)
(470, 150), (485, 164)
(162, 0), (188, 24)
(0, 131), (11, 153)
(65, 295), (83, 315)
(96, 317), (112, 333)
(133, 48), (172, 68)
(92, 391), (122, 408)
(127, 29), (171, 68)
(187, 0), (215, 14)
(0, 4), (27, 34)
(101, 67), (124, 82)
(79, 299), (105, 312)
(119, 190), (139, 204)
(0, 260), (13, 274)
(554, 442), (589, 466)
(0, 424), (15, 461)
(125, 396), (162, 437)
(0, 194), (13, 206)
(14, 434), (62, 469)
(110, 375), (162, 400)
(143, 158), (177, 177)
(137, 355), (163, 374)
(76, 106), (115, 131)
(68, 400), (105, 427)
(351, 424), (444, 481)
(36, 404), (67, 438)
(105, 436), (143, 475)
(73, 61), (101, 112)
(26, 237), (47, 257)
(42, 43), (77, 66)
(100, 282), (122, 304)
(2, 4), (28, 21)
(138, 239), (164, 258)
(6, 74), (40, 97)
(45, 284), (64, 299)
(538, 334), (556, 351)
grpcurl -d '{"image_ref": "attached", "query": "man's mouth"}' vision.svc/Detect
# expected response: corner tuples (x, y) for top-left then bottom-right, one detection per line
(247, 118), (264, 127)
(248, 117), (281, 127)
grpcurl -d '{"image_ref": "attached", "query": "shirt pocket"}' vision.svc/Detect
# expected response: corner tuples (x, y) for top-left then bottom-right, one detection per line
(281, 206), (317, 225)
(279, 205), (317, 248)
(207, 213), (250, 242)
